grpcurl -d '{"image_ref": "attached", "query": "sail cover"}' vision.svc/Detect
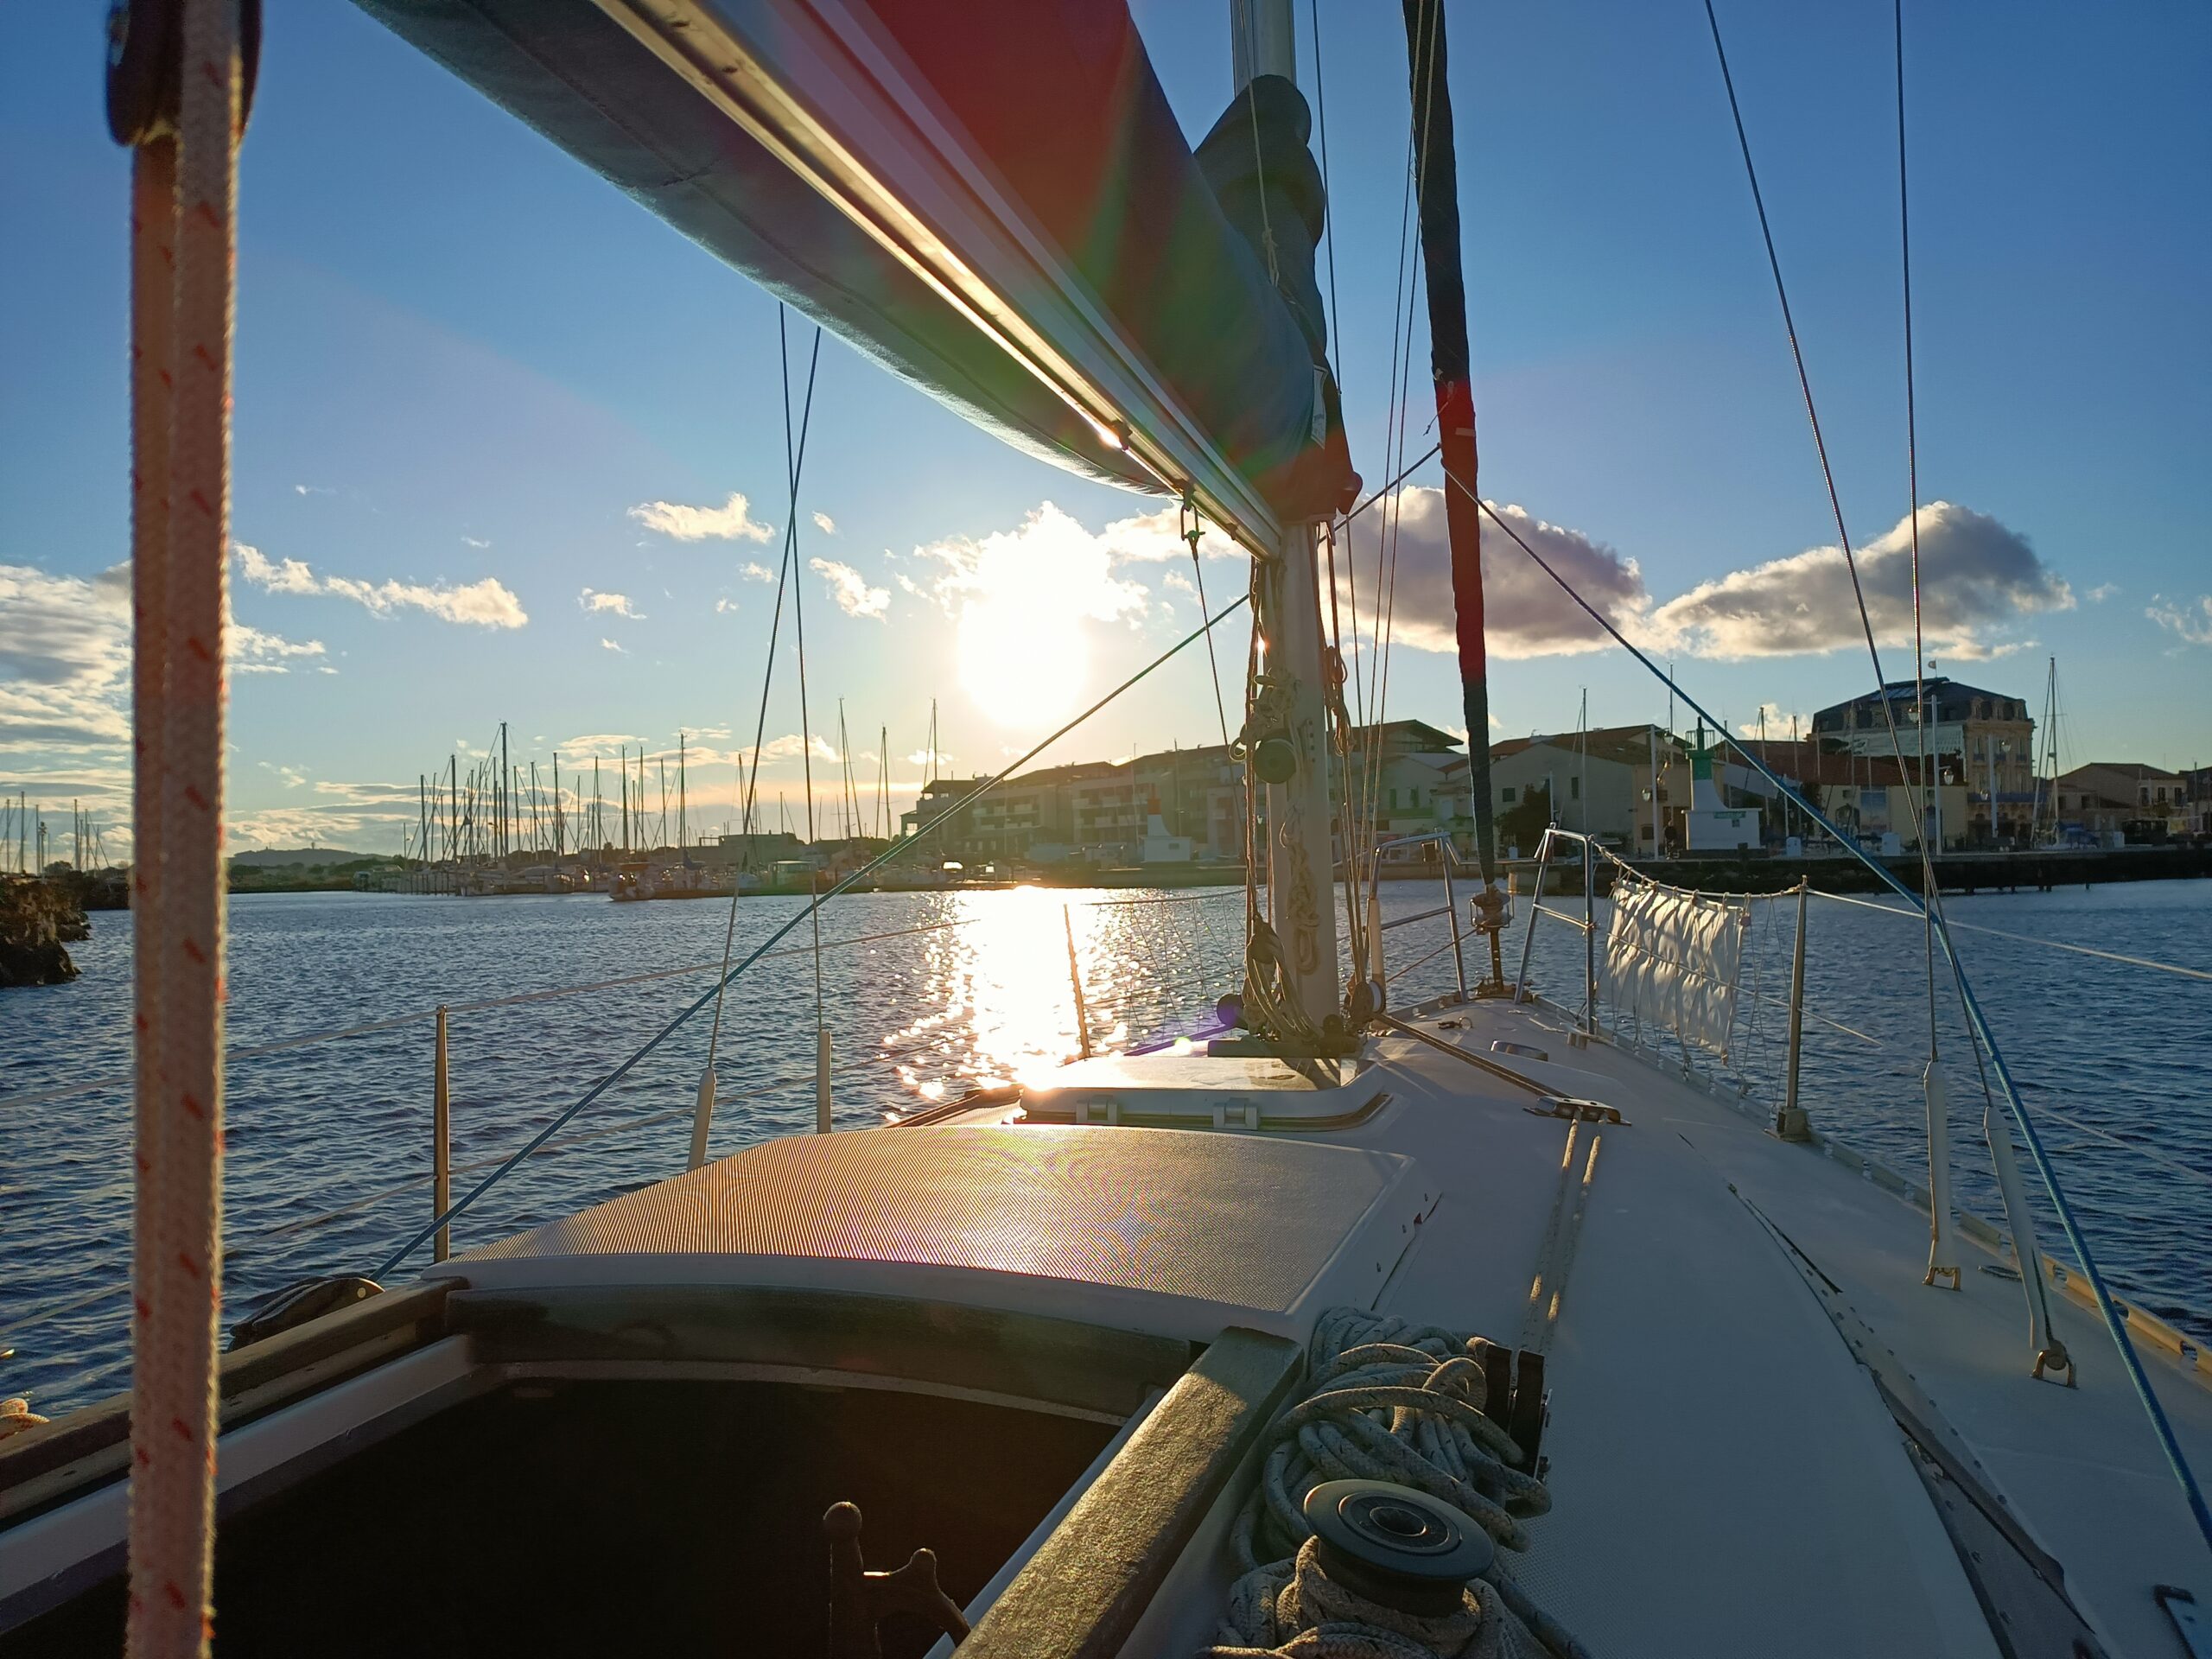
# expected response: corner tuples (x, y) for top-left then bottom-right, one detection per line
(1603, 878), (1746, 1056)
(352, 0), (1350, 533)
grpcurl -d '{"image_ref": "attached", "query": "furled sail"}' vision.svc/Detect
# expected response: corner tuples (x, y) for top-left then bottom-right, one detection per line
(353, 0), (1353, 533)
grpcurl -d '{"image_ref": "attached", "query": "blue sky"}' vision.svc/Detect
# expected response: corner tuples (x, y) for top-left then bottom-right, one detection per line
(3, 1), (2205, 853)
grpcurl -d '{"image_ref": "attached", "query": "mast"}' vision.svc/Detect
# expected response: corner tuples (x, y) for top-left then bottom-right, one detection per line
(1404, 0), (1507, 990)
(499, 721), (510, 861)
(679, 734), (689, 861)
(1230, 0), (1342, 1034)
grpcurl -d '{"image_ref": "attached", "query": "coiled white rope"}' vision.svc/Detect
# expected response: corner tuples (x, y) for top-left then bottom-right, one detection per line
(1214, 1310), (1590, 1659)
(1207, 1535), (1541, 1659)
(127, 1), (240, 1649)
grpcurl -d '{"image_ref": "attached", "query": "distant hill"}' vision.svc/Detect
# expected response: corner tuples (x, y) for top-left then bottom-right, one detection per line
(229, 848), (374, 869)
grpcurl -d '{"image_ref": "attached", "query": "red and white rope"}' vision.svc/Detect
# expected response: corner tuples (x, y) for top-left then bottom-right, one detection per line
(127, 1), (240, 1651)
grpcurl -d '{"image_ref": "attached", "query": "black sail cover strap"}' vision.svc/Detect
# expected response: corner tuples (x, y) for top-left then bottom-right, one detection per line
(1403, 0), (1501, 887)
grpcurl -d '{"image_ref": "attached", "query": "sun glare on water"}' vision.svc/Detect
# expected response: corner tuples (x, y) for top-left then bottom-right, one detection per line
(887, 887), (1089, 1096)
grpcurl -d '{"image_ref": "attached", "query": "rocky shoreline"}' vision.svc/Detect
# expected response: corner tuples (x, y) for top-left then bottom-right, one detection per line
(0, 876), (91, 988)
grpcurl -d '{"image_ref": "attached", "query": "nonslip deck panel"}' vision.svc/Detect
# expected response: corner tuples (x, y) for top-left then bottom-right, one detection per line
(452, 1126), (1410, 1314)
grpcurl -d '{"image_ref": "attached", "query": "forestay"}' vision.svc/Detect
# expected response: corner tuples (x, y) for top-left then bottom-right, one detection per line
(1602, 877), (1746, 1056)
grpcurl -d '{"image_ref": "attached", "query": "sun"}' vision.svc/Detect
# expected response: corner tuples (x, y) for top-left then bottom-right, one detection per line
(958, 589), (1088, 727)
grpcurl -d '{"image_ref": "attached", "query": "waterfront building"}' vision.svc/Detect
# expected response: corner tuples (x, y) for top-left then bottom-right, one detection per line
(893, 721), (1467, 868)
(2054, 762), (2193, 842)
(710, 831), (807, 869)
(1723, 741), (1957, 852)
(1485, 725), (1687, 855)
(1811, 677), (2036, 846)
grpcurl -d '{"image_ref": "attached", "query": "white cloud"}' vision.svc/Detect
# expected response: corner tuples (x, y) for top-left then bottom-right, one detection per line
(231, 624), (328, 674)
(0, 563), (133, 747)
(1087, 504), (1229, 563)
(0, 563), (323, 748)
(293, 484), (334, 497)
(908, 502), (1154, 723)
(1734, 701), (1812, 739)
(1324, 493), (2069, 666)
(715, 598), (738, 614)
(462, 536), (491, 550)
(1647, 502), (2069, 660)
(810, 557), (890, 620)
(2085, 582), (2119, 603)
(812, 512), (837, 536)
(579, 588), (642, 619)
(258, 761), (310, 789)
(755, 732), (842, 763)
(557, 732), (645, 755)
(2146, 594), (2212, 646)
(628, 492), (773, 543)
(600, 638), (626, 653)
(234, 543), (527, 628)
(1336, 487), (1649, 659)
(740, 562), (776, 583)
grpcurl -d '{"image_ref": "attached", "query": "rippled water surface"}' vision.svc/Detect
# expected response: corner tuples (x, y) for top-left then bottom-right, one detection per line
(6, 876), (2207, 1412)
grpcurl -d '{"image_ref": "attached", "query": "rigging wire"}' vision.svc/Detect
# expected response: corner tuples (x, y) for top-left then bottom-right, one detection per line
(1894, 0), (1941, 1067)
(1700, 0), (1945, 936)
(1361, 3), (1444, 943)
(1704, 0), (2044, 1344)
(1308, 0), (1344, 397)
(1183, 497), (1234, 750)
(702, 314), (823, 1079)
(1356, 130), (1419, 917)
(374, 589), (1253, 1277)
(780, 309), (834, 1124)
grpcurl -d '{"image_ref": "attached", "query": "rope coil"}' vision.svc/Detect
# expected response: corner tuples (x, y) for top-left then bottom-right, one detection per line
(1214, 1309), (1588, 1659)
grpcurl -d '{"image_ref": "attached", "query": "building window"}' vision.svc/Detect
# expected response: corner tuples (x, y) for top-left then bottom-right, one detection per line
(1388, 788), (1399, 810)
(1570, 776), (1580, 799)
(1502, 786), (1516, 804)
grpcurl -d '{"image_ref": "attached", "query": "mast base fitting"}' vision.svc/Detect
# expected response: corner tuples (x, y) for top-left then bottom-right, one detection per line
(1469, 979), (1515, 1001)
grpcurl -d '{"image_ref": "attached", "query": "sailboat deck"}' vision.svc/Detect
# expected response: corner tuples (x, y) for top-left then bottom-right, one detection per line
(416, 989), (2209, 1654)
(1324, 997), (2210, 1659)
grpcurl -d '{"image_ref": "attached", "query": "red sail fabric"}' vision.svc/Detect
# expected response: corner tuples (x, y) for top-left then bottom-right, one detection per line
(354, 0), (1348, 514)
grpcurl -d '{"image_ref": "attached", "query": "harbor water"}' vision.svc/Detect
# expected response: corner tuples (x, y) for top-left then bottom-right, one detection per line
(4, 876), (2206, 1414)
